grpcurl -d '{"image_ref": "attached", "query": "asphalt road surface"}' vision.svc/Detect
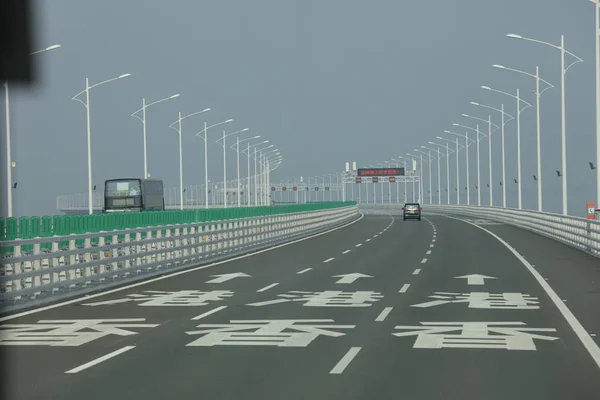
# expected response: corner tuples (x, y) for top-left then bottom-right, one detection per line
(2, 213), (600, 400)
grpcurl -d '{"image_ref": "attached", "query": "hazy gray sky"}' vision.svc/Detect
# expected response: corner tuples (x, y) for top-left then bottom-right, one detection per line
(1, 0), (595, 217)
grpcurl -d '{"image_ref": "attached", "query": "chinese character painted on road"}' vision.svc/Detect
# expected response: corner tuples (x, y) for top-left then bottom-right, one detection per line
(246, 291), (383, 307)
(410, 292), (540, 309)
(0, 319), (159, 346)
(82, 290), (234, 307)
(186, 319), (355, 347)
(392, 322), (558, 350)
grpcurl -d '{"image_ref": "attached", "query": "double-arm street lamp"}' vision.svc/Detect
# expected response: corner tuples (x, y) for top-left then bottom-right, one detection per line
(470, 102), (515, 208)
(493, 64), (554, 211)
(444, 130), (477, 205)
(168, 108), (211, 210)
(436, 137), (465, 205)
(196, 118), (233, 208)
(481, 86), (532, 209)
(131, 93), (180, 179)
(230, 135), (261, 207)
(428, 141), (455, 205)
(72, 72), (132, 214)
(216, 128), (250, 208)
(461, 114), (500, 206)
(421, 146), (442, 205)
(507, 33), (583, 215)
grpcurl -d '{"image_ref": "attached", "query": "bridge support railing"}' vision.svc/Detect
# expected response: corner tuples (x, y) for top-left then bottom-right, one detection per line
(0, 204), (359, 313)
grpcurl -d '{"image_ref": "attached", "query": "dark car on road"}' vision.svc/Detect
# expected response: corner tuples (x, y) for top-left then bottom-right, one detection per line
(403, 203), (421, 221)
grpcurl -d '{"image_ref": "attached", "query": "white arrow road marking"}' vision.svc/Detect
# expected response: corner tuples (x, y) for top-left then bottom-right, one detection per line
(330, 347), (362, 374)
(66, 346), (135, 374)
(206, 272), (251, 284)
(332, 273), (373, 284)
(455, 274), (498, 285)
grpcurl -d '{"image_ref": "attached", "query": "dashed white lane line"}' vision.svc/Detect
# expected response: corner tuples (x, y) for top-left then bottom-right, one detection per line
(356, 243), (363, 247)
(373, 235), (379, 238)
(426, 250), (431, 255)
(399, 284), (411, 293)
(375, 307), (393, 322)
(66, 346), (135, 374)
(413, 269), (421, 275)
(297, 268), (312, 274)
(342, 250), (351, 254)
(324, 257), (335, 263)
(421, 258), (428, 264)
(430, 244), (435, 248)
(257, 283), (279, 292)
(330, 347), (362, 374)
(192, 305), (228, 320)
(432, 239), (436, 242)
(365, 239), (371, 242)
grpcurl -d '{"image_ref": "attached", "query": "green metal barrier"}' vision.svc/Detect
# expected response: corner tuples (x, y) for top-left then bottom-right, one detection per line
(0, 202), (356, 253)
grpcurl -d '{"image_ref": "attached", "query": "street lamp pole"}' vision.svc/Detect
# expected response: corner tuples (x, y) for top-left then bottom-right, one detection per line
(445, 129), (477, 206)
(507, 33), (583, 215)
(131, 93), (180, 179)
(168, 107), (211, 211)
(481, 86), (532, 209)
(493, 64), (554, 212)
(218, 127), (249, 208)
(4, 44), (61, 217)
(72, 72), (132, 215)
(196, 118), (233, 209)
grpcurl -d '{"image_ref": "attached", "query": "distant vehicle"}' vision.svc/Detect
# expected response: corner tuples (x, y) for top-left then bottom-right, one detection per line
(103, 178), (165, 213)
(403, 202), (421, 221)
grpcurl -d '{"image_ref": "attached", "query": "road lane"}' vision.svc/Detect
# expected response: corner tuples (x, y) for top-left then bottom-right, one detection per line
(351, 215), (600, 400)
(453, 216), (600, 341)
(3, 214), (600, 400)
(1, 214), (404, 400)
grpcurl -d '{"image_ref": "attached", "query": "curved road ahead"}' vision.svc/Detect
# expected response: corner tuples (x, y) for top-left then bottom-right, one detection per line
(2, 212), (600, 399)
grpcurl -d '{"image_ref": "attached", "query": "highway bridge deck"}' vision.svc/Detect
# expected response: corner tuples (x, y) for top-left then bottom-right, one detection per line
(2, 214), (599, 399)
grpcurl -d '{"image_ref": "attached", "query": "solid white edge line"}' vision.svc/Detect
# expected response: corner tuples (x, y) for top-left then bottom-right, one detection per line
(0, 213), (365, 322)
(297, 268), (312, 274)
(192, 305), (227, 320)
(330, 347), (362, 374)
(399, 284), (410, 293)
(413, 269), (421, 275)
(257, 283), (279, 292)
(375, 307), (393, 322)
(65, 346), (135, 374)
(324, 257), (335, 263)
(444, 214), (600, 370)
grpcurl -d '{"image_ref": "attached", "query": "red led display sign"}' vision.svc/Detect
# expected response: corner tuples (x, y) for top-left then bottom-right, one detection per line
(357, 168), (404, 177)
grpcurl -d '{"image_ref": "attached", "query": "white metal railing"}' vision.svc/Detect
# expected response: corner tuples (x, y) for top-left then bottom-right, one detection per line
(0, 205), (359, 311)
(373, 203), (600, 257)
(358, 203), (600, 257)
